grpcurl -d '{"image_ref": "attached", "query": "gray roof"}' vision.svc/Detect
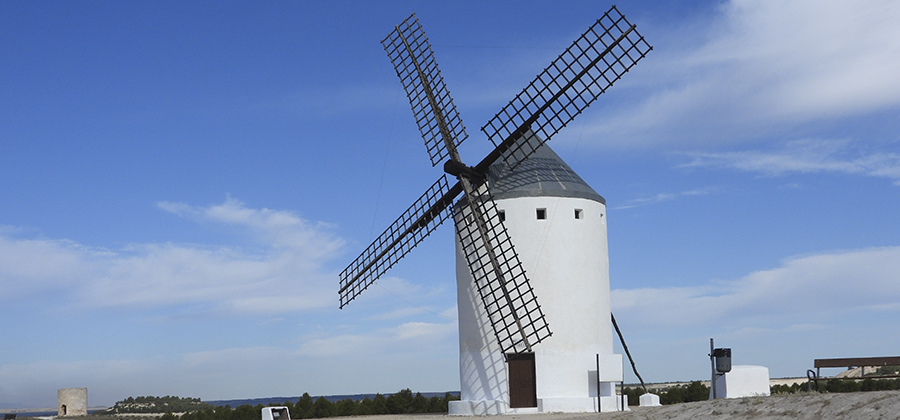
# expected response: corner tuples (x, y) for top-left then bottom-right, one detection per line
(487, 134), (605, 204)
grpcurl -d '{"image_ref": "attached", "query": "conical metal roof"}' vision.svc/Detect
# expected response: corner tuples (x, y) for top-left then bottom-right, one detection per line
(488, 134), (605, 204)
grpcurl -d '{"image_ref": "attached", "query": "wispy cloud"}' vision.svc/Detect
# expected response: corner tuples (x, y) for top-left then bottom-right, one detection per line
(584, 0), (900, 148)
(609, 245), (900, 381)
(612, 246), (900, 328)
(0, 314), (460, 408)
(299, 319), (457, 358)
(0, 357), (168, 408)
(0, 198), (345, 314)
(615, 187), (719, 209)
(679, 139), (900, 184)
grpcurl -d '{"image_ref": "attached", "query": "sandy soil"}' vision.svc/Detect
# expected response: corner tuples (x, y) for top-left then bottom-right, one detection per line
(16, 391), (900, 420)
(350, 390), (900, 420)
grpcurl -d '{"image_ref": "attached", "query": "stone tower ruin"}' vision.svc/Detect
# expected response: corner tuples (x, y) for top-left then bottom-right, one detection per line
(58, 388), (87, 416)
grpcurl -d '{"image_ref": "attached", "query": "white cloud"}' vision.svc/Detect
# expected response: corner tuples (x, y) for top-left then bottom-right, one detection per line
(158, 196), (342, 254)
(609, 246), (900, 381)
(586, 0), (900, 147)
(612, 246), (900, 329)
(0, 235), (102, 298)
(694, 0), (900, 117)
(0, 357), (167, 408)
(0, 347), (307, 407)
(0, 198), (345, 314)
(679, 138), (900, 183)
(0, 319), (461, 408)
(343, 275), (456, 321)
(299, 319), (457, 358)
(615, 187), (719, 209)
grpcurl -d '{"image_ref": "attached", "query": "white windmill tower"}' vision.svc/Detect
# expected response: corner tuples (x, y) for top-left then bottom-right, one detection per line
(340, 6), (651, 415)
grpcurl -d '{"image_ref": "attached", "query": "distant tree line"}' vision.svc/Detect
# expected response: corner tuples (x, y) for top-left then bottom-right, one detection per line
(773, 377), (900, 394)
(278, 389), (457, 418)
(102, 396), (213, 414)
(110, 389), (457, 420)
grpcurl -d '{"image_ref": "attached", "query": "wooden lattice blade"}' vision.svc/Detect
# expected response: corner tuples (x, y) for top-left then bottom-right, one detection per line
(383, 14), (468, 167)
(339, 175), (462, 308)
(480, 5), (652, 170)
(454, 182), (552, 354)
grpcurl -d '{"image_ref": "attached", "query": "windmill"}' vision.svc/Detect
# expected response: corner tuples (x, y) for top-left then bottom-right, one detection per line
(340, 6), (651, 414)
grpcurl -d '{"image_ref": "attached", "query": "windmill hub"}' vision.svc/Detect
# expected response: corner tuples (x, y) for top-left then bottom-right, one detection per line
(339, 6), (651, 415)
(443, 160), (484, 183)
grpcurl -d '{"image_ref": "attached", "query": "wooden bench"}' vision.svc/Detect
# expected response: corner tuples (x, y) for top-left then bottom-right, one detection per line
(814, 356), (900, 380)
(807, 356), (900, 390)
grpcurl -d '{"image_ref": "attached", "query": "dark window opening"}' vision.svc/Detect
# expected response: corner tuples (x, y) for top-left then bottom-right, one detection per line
(536, 208), (546, 220)
(575, 209), (583, 219)
(498, 210), (506, 222)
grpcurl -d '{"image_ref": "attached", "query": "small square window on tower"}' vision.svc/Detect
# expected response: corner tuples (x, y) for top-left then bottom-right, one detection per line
(536, 208), (547, 220)
(574, 209), (583, 219)
(498, 210), (506, 222)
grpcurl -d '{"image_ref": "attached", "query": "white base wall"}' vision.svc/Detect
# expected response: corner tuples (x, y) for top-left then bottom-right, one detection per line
(448, 400), (508, 416)
(599, 395), (629, 413)
(711, 365), (771, 399)
(450, 396), (628, 415)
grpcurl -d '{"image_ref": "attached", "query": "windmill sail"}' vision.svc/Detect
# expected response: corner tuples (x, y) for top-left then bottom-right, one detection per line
(341, 8), (652, 414)
(342, 7), (650, 359)
(339, 175), (461, 308)
(381, 14), (552, 354)
(383, 14), (468, 167)
(481, 5), (652, 170)
(454, 182), (552, 354)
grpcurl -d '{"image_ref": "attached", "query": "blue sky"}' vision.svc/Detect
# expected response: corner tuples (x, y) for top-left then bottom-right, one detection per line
(2, 0), (900, 409)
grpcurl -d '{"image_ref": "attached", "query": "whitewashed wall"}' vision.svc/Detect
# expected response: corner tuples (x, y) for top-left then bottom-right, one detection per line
(451, 194), (621, 414)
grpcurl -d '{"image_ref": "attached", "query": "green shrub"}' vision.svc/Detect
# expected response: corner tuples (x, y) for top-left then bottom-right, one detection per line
(624, 381), (709, 405)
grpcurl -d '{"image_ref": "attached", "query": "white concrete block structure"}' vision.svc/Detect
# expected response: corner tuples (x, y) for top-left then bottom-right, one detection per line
(712, 365), (771, 399)
(450, 145), (625, 415)
(58, 387), (88, 416)
(639, 393), (661, 407)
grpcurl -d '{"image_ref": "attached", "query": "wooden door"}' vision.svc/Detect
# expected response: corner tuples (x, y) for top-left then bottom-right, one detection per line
(508, 353), (536, 408)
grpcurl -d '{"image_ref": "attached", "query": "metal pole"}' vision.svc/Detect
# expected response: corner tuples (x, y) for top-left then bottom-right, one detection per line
(596, 354), (601, 413)
(619, 381), (624, 411)
(710, 338), (717, 399)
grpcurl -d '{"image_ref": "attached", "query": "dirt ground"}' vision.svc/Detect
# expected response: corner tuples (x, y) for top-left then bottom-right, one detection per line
(20, 391), (900, 420)
(352, 390), (900, 420)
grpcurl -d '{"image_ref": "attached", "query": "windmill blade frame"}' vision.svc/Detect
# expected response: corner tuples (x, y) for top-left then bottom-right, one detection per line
(341, 6), (651, 359)
(454, 182), (552, 355)
(339, 174), (461, 308)
(383, 14), (468, 167)
(339, 6), (653, 414)
(382, 14), (555, 353)
(481, 5), (652, 170)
